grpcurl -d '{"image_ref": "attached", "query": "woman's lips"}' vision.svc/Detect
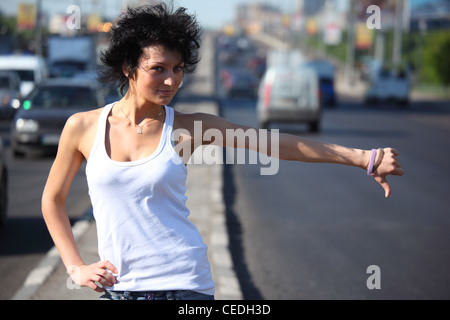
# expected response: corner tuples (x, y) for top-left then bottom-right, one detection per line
(157, 89), (173, 96)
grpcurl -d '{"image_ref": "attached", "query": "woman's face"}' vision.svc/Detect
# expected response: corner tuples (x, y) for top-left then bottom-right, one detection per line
(127, 44), (184, 106)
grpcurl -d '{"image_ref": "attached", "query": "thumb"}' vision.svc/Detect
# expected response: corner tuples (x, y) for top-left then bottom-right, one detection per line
(376, 176), (391, 198)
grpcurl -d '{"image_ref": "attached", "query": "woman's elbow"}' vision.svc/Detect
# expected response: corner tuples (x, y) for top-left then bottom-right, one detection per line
(41, 188), (65, 218)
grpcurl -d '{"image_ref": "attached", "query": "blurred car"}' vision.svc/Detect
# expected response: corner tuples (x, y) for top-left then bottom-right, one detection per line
(221, 68), (259, 98)
(358, 56), (382, 82)
(0, 137), (7, 227)
(364, 67), (410, 106)
(247, 52), (267, 79)
(267, 49), (305, 67)
(47, 36), (96, 78)
(257, 65), (321, 132)
(11, 77), (105, 157)
(0, 70), (21, 119)
(303, 59), (337, 107)
(103, 83), (123, 104)
(0, 55), (48, 97)
(73, 70), (123, 104)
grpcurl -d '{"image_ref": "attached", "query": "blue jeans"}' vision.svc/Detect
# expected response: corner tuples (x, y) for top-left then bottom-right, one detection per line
(100, 290), (214, 300)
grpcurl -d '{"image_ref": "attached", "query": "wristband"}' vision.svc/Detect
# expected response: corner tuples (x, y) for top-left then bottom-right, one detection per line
(367, 149), (377, 176)
(373, 148), (384, 172)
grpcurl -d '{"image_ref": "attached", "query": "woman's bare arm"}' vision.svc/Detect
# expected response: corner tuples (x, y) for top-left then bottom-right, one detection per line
(42, 114), (87, 269)
(181, 113), (404, 198)
(42, 113), (117, 292)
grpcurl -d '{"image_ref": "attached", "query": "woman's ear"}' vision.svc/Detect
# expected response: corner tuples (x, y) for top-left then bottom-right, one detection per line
(122, 65), (130, 78)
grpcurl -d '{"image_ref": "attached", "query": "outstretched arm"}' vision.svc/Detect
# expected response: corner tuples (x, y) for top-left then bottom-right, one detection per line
(277, 133), (403, 197)
(190, 113), (404, 198)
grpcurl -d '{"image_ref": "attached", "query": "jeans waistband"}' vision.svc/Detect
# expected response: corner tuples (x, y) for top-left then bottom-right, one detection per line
(101, 290), (214, 300)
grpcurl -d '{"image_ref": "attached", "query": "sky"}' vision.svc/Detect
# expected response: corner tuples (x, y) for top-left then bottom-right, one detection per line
(174, 0), (298, 29)
(175, 0), (249, 29)
(0, 0), (441, 30)
(0, 0), (309, 30)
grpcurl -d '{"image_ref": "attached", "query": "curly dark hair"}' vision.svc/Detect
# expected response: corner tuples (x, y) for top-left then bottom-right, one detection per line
(99, 2), (202, 95)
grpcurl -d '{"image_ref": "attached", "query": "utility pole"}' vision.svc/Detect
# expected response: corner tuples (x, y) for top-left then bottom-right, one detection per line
(345, 0), (356, 85)
(35, 0), (43, 56)
(392, 0), (404, 66)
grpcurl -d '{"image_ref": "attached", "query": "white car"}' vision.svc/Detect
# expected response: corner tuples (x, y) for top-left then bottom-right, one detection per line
(365, 69), (410, 106)
(257, 65), (321, 132)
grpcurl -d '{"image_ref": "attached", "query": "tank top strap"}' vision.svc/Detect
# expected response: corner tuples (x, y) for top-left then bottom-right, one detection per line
(163, 105), (175, 146)
(89, 103), (114, 161)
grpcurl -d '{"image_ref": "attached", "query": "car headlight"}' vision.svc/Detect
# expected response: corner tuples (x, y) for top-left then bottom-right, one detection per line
(3, 95), (21, 108)
(15, 118), (39, 132)
(12, 99), (21, 109)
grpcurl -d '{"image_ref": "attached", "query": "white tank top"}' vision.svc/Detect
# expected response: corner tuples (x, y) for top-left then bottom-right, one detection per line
(85, 103), (214, 294)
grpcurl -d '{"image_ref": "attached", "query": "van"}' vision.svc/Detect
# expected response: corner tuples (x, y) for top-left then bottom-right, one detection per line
(257, 65), (321, 132)
(0, 55), (48, 97)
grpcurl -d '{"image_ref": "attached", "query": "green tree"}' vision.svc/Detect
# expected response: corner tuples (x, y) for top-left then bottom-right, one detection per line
(422, 30), (450, 86)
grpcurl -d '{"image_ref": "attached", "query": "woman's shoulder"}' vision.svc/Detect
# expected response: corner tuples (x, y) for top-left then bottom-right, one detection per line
(61, 106), (108, 158)
(65, 106), (105, 132)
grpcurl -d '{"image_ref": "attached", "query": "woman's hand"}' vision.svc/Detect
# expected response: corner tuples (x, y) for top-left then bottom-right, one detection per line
(68, 261), (118, 292)
(371, 148), (404, 198)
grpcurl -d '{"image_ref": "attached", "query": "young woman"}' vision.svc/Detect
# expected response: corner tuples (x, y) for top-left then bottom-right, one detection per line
(41, 4), (404, 300)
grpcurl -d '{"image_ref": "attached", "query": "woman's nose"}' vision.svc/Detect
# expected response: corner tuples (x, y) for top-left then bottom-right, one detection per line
(164, 73), (174, 86)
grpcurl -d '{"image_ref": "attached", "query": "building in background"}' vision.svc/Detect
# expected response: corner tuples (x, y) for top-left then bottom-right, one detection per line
(410, 0), (450, 31)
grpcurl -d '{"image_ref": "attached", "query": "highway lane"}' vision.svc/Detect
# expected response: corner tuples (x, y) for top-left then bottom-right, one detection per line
(221, 96), (450, 299)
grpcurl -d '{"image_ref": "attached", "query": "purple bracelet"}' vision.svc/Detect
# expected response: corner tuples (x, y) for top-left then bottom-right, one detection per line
(367, 149), (377, 175)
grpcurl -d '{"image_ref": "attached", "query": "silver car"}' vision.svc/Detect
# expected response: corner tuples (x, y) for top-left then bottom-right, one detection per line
(11, 77), (105, 158)
(257, 65), (321, 132)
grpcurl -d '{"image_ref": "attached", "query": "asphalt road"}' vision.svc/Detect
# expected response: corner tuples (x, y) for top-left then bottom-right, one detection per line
(0, 122), (90, 300)
(221, 94), (450, 299)
(1, 33), (449, 301)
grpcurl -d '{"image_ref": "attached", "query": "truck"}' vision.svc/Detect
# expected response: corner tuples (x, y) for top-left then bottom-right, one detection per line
(47, 35), (97, 78)
(364, 67), (410, 107)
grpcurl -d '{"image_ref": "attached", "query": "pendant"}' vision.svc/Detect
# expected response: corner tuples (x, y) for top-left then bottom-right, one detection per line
(137, 127), (143, 134)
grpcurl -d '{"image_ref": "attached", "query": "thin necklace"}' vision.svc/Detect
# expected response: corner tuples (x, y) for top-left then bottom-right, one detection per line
(119, 103), (164, 134)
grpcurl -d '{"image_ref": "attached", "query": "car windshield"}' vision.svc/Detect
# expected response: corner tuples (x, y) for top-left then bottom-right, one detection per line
(0, 76), (10, 89)
(24, 85), (97, 109)
(12, 69), (35, 82)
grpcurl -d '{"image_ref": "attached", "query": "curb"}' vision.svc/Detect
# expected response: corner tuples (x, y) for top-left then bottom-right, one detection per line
(209, 163), (243, 300)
